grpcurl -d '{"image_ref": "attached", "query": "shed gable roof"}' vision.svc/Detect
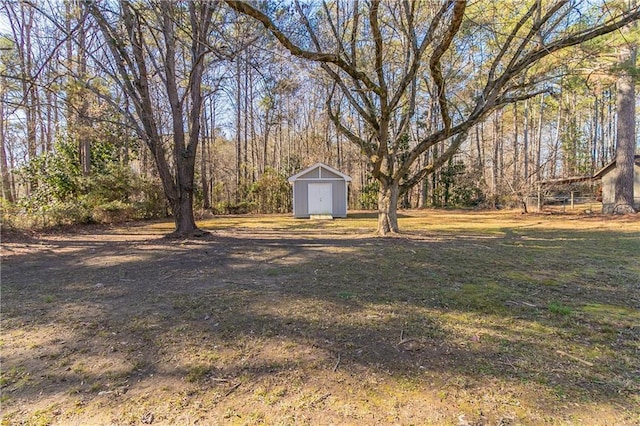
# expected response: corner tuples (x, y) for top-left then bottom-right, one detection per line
(288, 162), (352, 182)
(593, 154), (640, 179)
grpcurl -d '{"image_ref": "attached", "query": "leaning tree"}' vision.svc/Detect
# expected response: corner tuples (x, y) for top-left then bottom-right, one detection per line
(226, 0), (640, 234)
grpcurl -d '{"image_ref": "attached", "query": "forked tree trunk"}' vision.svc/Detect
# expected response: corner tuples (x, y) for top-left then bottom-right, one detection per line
(377, 180), (400, 235)
(150, 134), (199, 236)
(87, 0), (214, 237)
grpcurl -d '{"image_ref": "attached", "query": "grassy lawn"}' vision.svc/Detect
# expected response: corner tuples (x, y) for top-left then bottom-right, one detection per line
(1, 209), (639, 425)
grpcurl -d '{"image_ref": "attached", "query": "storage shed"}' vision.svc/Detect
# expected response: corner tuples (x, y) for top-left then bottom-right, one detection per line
(288, 163), (352, 218)
(593, 154), (640, 213)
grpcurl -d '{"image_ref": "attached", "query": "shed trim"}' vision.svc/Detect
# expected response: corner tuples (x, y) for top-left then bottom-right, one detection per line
(593, 154), (640, 179)
(288, 162), (353, 183)
(293, 177), (346, 181)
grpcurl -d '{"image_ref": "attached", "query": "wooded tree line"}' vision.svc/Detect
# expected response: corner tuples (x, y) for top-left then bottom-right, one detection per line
(1, 1), (637, 235)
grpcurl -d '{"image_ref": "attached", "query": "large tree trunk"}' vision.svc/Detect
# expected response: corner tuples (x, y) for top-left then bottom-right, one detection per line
(172, 175), (198, 235)
(613, 42), (637, 214)
(377, 180), (400, 235)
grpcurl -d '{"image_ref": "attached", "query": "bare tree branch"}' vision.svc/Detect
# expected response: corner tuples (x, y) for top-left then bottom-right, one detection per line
(428, 0), (466, 135)
(226, 0), (383, 96)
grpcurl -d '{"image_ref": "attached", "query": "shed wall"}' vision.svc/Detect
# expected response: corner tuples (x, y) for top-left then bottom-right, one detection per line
(601, 164), (640, 212)
(293, 180), (348, 218)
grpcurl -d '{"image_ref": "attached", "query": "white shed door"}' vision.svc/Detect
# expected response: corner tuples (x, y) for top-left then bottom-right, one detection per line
(308, 183), (332, 214)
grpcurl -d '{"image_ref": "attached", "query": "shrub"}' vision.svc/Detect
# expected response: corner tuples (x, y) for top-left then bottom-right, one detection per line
(0, 197), (16, 228)
(249, 168), (291, 213)
(432, 161), (484, 208)
(359, 178), (379, 210)
(51, 200), (94, 226)
(92, 200), (135, 223)
(15, 138), (169, 227)
(214, 201), (255, 215)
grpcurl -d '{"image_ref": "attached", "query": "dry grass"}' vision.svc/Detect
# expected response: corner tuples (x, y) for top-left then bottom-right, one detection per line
(2, 209), (639, 425)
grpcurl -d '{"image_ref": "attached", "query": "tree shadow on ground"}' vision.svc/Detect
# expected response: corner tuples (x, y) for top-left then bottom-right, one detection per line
(2, 225), (639, 423)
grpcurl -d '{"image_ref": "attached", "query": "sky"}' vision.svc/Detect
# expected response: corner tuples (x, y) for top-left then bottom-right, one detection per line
(0, 11), (10, 36)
